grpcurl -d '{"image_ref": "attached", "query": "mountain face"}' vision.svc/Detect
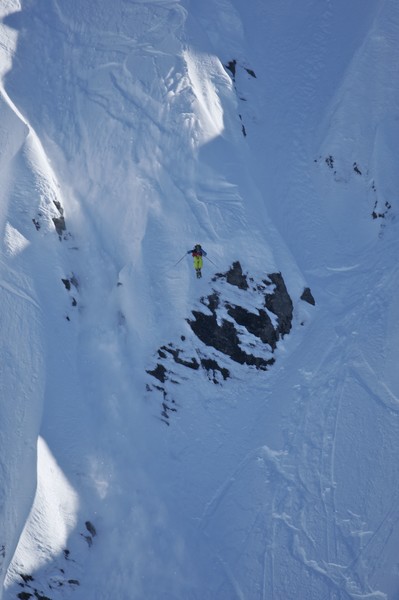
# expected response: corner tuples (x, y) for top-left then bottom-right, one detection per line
(1, 1), (399, 599)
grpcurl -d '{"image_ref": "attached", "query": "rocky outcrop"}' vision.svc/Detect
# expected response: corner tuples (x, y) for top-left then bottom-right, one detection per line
(301, 287), (315, 306)
(146, 261), (299, 425)
(224, 261), (248, 290)
(188, 297), (275, 370)
(264, 272), (293, 336)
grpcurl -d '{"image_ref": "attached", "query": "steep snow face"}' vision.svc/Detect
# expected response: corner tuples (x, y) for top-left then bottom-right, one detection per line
(1, 0), (399, 599)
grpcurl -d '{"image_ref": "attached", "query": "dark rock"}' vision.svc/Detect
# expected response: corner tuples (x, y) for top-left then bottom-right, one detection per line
(69, 275), (79, 290)
(201, 291), (220, 311)
(160, 346), (200, 370)
(226, 304), (277, 350)
(325, 155), (334, 169)
(189, 309), (237, 357)
(17, 593), (33, 600)
(147, 363), (167, 383)
(52, 216), (66, 236)
(200, 358), (229, 382)
(225, 261), (248, 290)
(353, 162), (362, 175)
(371, 198), (391, 220)
(161, 400), (177, 421)
(245, 67), (256, 78)
(62, 275), (78, 294)
(188, 309), (271, 370)
(53, 200), (64, 215)
(301, 287), (315, 306)
(225, 59), (237, 79)
(85, 521), (96, 537)
(264, 273), (293, 336)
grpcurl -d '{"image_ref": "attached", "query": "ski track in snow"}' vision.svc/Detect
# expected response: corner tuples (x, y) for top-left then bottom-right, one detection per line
(0, 0), (399, 599)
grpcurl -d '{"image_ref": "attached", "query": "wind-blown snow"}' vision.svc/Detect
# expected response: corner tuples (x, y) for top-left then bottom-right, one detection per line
(0, 0), (399, 599)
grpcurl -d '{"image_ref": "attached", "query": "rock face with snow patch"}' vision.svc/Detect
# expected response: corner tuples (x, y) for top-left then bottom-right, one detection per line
(146, 261), (293, 424)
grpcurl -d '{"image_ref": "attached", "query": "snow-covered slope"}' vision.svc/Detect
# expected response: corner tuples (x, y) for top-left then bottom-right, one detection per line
(1, 0), (398, 598)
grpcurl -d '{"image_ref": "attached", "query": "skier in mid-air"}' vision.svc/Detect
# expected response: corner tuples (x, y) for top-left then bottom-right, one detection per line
(187, 244), (207, 278)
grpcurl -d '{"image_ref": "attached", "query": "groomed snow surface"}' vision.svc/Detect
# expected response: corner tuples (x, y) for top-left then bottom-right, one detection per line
(1, 0), (399, 598)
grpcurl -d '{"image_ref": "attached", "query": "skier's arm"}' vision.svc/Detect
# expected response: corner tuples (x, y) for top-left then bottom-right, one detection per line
(202, 250), (207, 256)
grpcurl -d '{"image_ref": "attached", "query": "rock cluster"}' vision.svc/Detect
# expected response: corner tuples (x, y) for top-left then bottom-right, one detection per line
(146, 261), (296, 425)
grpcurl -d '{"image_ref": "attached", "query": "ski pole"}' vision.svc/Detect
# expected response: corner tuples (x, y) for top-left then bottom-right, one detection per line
(205, 255), (218, 267)
(173, 253), (188, 268)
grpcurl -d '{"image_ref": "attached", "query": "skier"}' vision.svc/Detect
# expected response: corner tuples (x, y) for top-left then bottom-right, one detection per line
(187, 244), (207, 278)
